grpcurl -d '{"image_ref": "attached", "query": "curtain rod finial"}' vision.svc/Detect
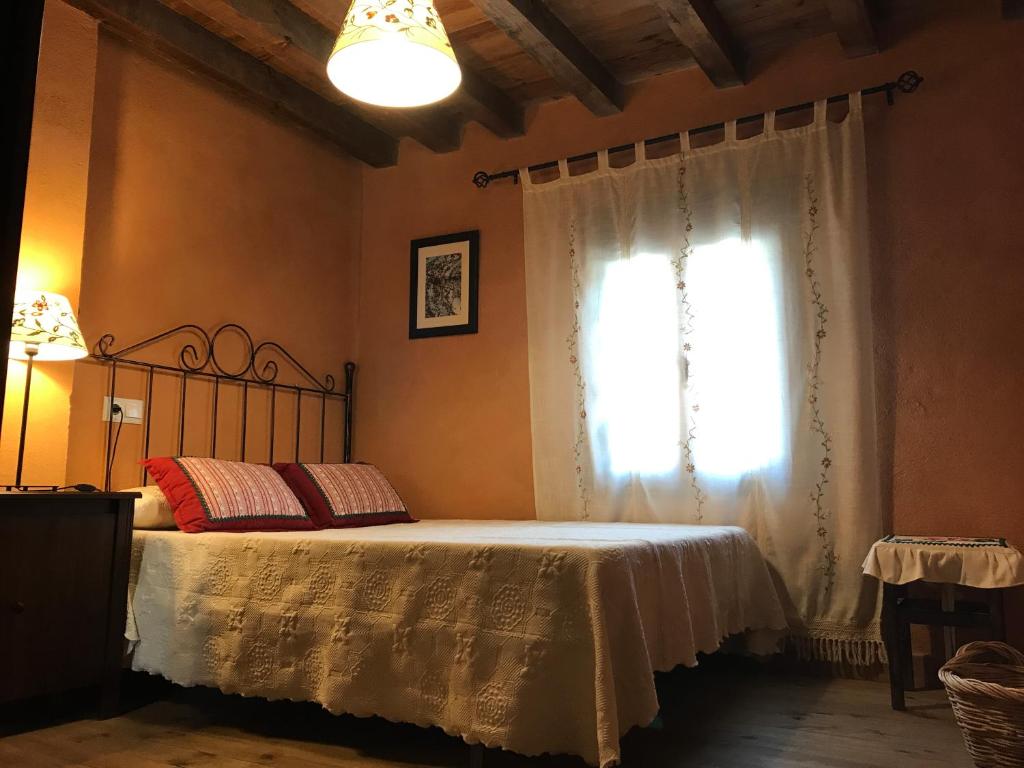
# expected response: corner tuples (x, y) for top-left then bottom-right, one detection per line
(473, 171), (491, 188)
(897, 70), (923, 94)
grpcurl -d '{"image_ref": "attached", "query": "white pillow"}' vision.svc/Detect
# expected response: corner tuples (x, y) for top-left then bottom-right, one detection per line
(123, 485), (176, 529)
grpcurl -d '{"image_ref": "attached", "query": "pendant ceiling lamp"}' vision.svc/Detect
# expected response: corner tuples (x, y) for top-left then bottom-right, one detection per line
(327, 0), (462, 108)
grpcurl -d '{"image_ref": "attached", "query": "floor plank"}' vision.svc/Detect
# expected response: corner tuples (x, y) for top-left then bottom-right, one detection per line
(0, 661), (971, 768)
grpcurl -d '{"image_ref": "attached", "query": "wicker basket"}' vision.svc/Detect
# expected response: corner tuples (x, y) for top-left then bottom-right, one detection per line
(939, 641), (1024, 768)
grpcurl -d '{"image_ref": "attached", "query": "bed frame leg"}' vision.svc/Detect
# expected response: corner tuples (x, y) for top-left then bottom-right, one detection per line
(469, 743), (485, 768)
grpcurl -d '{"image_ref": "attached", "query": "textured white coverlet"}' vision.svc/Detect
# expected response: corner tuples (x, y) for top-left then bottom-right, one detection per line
(128, 520), (786, 766)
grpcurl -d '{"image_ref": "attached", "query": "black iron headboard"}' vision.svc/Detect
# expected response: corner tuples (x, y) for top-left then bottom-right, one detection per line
(87, 323), (354, 491)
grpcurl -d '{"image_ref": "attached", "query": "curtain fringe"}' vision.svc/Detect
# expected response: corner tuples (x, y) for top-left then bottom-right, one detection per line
(788, 633), (888, 667)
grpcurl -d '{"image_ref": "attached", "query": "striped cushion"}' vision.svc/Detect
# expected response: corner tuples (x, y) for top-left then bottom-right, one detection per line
(274, 463), (415, 529)
(144, 457), (314, 533)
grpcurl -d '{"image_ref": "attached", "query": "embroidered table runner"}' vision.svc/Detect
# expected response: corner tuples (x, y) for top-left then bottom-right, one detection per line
(862, 535), (1024, 588)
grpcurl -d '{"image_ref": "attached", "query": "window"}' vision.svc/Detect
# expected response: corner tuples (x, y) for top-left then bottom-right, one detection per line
(593, 239), (785, 480)
(594, 253), (680, 477)
(687, 238), (785, 478)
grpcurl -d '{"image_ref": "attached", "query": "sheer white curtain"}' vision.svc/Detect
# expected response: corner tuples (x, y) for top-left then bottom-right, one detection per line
(522, 96), (883, 663)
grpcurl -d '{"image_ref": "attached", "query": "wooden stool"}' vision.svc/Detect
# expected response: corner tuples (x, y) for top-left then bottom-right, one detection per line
(863, 535), (1023, 711)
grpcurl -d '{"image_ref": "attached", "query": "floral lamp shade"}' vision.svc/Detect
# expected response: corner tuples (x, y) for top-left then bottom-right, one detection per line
(9, 290), (88, 361)
(326, 0), (461, 108)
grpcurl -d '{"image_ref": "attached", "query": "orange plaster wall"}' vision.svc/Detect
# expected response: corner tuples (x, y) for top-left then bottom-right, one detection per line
(0, 0), (98, 487)
(355, 0), (1024, 625)
(63, 30), (363, 490)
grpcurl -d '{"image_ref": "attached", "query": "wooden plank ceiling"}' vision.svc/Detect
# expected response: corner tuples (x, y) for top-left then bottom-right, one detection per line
(65, 0), (911, 166)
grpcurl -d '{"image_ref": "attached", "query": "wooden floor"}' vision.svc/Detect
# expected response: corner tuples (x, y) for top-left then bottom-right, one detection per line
(0, 661), (971, 768)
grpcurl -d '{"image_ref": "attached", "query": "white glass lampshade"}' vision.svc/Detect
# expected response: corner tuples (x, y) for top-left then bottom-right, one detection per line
(327, 0), (461, 108)
(9, 290), (88, 361)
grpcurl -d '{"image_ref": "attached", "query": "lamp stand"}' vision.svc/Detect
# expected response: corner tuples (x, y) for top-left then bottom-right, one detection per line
(14, 344), (37, 487)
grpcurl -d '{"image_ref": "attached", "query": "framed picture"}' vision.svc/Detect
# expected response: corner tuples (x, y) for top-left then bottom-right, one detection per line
(409, 230), (479, 339)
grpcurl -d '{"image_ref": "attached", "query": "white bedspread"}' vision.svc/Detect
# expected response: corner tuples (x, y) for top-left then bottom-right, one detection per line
(128, 520), (786, 766)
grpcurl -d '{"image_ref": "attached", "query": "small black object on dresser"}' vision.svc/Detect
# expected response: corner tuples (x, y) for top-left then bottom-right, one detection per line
(0, 491), (138, 718)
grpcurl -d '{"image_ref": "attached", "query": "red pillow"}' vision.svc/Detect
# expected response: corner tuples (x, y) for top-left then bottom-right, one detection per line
(273, 462), (415, 529)
(143, 457), (315, 533)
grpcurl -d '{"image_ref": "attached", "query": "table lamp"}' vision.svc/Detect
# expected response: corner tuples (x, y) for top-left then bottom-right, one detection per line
(8, 290), (88, 487)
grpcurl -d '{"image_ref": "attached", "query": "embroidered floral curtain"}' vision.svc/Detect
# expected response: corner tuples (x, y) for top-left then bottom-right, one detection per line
(521, 95), (883, 664)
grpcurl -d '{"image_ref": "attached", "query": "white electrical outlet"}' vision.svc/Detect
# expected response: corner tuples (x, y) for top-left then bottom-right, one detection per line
(103, 396), (144, 425)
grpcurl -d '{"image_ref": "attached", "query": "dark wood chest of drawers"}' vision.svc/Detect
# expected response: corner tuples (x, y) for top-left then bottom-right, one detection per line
(0, 492), (137, 716)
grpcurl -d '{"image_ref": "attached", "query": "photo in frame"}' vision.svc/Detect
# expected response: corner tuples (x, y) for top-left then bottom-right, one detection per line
(409, 230), (479, 339)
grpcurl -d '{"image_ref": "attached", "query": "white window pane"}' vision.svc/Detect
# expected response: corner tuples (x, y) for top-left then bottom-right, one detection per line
(593, 253), (681, 477)
(687, 238), (785, 478)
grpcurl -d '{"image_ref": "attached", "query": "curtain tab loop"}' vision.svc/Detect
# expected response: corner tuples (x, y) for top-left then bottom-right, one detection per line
(725, 120), (737, 142)
(634, 141), (647, 164)
(678, 130), (690, 152)
(597, 149), (610, 170)
(557, 158), (570, 180)
(848, 90), (863, 115)
(518, 167), (533, 188)
(813, 100), (827, 126)
(765, 110), (777, 135)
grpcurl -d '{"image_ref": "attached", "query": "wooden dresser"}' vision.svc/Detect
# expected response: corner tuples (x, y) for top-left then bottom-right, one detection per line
(0, 492), (137, 717)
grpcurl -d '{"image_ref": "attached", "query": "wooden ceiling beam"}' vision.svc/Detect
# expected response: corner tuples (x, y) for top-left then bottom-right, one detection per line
(215, 0), (523, 143)
(65, 0), (398, 166)
(1004, 0), (1024, 19)
(181, 0), (458, 153)
(826, 0), (878, 57)
(219, 0), (327, 57)
(652, 0), (744, 87)
(470, 0), (625, 116)
(454, 64), (525, 137)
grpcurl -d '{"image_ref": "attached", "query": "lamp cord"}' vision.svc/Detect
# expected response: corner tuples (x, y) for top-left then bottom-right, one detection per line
(105, 404), (125, 491)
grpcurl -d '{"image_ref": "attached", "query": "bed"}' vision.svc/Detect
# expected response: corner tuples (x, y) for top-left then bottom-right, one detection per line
(128, 521), (785, 767)
(92, 323), (787, 767)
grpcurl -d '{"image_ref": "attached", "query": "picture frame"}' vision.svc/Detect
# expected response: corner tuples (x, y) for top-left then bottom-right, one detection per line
(409, 230), (479, 339)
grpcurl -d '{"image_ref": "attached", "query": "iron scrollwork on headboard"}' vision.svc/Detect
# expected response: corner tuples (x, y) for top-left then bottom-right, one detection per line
(90, 323), (355, 490)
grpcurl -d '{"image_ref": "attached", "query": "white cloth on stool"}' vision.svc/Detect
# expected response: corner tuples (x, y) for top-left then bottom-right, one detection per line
(862, 535), (1024, 588)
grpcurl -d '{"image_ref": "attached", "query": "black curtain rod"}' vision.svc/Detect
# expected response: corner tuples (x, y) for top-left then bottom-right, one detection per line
(472, 70), (923, 189)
